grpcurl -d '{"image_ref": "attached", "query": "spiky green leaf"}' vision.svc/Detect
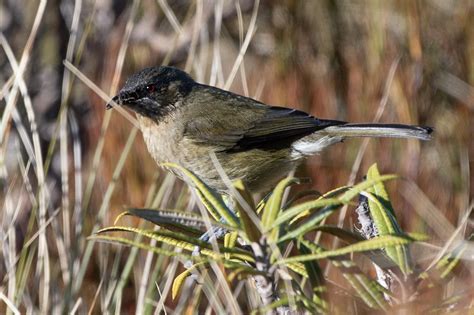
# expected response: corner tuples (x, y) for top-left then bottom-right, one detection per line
(96, 226), (254, 262)
(261, 177), (299, 234)
(278, 235), (422, 265)
(299, 239), (389, 310)
(273, 198), (342, 228)
(339, 174), (398, 203)
(172, 263), (206, 299)
(361, 191), (412, 274)
(88, 235), (200, 261)
(233, 179), (261, 242)
(162, 163), (240, 227)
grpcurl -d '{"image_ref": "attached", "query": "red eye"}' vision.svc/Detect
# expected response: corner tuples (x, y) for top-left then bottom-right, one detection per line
(146, 85), (155, 92)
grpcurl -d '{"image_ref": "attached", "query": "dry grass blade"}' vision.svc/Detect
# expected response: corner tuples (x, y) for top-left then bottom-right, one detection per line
(1, 208), (61, 285)
(63, 61), (138, 128)
(73, 127), (139, 294)
(157, 0), (183, 35)
(424, 203), (474, 271)
(223, 0), (259, 90)
(209, 0), (224, 87)
(0, 0), (47, 144)
(1, 8), (50, 307)
(401, 181), (455, 241)
(0, 291), (20, 315)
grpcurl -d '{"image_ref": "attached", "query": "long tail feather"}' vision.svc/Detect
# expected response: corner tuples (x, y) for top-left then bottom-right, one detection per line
(323, 123), (433, 141)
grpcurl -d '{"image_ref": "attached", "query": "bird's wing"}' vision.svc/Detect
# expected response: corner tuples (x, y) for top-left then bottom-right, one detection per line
(232, 106), (345, 151)
(183, 85), (345, 152)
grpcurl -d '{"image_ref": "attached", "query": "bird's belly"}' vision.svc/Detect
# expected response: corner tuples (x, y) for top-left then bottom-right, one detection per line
(178, 145), (298, 193)
(138, 115), (298, 193)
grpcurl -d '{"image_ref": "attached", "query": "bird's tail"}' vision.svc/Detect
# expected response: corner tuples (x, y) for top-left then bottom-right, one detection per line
(291, 122), (433, 157)
(322, 123), (433, 141)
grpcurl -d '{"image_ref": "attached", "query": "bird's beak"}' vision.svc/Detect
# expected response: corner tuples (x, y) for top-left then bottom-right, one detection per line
(106, 90), (139, 110)
(106, 94), (121, 110)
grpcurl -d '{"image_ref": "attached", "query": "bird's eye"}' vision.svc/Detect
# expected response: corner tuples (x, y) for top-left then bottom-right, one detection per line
(146, 84), (155, 92)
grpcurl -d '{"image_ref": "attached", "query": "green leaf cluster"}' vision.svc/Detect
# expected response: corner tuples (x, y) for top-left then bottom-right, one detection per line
(92, 163), (467, 313)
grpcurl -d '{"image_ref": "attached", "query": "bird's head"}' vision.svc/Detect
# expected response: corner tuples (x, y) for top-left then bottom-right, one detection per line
(108, 66), (194, 120)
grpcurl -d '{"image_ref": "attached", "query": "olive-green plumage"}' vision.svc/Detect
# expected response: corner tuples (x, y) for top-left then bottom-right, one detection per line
(109, 66), (432, 193)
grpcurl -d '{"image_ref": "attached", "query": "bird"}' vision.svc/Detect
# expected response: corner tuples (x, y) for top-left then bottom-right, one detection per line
(108, 66), (432, 194)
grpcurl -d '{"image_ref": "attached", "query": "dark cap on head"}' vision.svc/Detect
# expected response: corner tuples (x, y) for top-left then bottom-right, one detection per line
(107, 66), (195, 118)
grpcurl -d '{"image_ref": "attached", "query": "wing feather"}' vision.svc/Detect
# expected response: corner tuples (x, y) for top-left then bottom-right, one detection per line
(183, 85), (345, 152)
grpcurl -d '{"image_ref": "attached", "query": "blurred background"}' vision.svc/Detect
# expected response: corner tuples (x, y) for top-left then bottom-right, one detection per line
(1, 0), (473, 313)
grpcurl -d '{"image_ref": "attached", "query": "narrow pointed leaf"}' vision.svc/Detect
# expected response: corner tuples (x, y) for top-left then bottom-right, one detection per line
(125, 208), (218, 228)
(273, 198), (342, 228)
(419, 233), (474, 287)
(227, 266), (266, 282)
(339, 174), (397, 203)
(88, 235), (201, 261)
(436, 233), (474, 279)
(261, 177), (300, 232)
(278, 235), (422, 265)
(277, 204), (342, 242)
(366, 164), (396, 216)
(280, 224), (364, 244)
(297, 241), (325, 288)
(299, 239), (389, 310)
(97, 226), (254, 261)
(172, 263), (206, 299)
(255, 193), (270, 214)
(290, 186), (350, 222)
(119, 208), (228, 237)
(332, 259), (389, 310)
(233, 180), (261, 242)
(287, 262), (309, 278)
(224, 231), (239, 259)
(283, 190), (322, 209)
(275, 175), (395, 229)
(162, 163), (240, 227)
(361, 191), (411, 274)
(98, 226), (220, 258)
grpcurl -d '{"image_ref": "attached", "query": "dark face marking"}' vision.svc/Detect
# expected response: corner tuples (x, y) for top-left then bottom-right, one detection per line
(108, 66), (195, 120)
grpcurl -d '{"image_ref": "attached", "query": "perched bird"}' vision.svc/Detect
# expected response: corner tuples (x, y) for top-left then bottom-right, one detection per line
(108, 66), (432, 193)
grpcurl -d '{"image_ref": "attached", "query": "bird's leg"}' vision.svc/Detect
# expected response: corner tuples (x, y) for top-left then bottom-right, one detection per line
(198, 218), (229, 242)
(185, 222), (228, 269)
